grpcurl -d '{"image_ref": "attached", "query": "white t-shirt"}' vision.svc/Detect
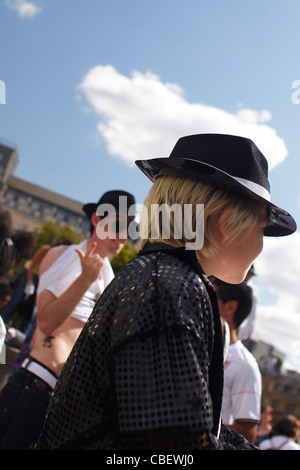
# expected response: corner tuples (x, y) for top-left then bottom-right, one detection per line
(37, 240), (115, 323)
(222, 340), (261, 425)
(259, 435), (300, 450)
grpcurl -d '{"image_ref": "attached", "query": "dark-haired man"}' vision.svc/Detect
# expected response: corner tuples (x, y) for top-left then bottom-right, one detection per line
(214, 280), (261, 444)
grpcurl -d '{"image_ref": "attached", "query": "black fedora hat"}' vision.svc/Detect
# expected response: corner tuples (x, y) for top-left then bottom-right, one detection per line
(135, 133), (296, 237)
(83, 190), (136, 220)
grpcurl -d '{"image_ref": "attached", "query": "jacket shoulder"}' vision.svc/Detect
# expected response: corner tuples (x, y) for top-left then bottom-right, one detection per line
(101, 250), (213, 348)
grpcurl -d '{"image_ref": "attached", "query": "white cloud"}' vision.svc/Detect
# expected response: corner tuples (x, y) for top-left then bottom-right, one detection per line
(78, 65), (288, 169)
(4, 0), (41, 19)
(252, 233), (300, 366)
(254, 300), (300, 371)
(256, 233), (300, 306)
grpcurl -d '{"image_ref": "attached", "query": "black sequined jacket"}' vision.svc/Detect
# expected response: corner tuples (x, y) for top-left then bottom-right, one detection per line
(36, 243), (255, 450)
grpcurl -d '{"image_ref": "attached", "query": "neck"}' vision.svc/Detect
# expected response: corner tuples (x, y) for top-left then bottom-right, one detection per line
(229, 328), (239, 345)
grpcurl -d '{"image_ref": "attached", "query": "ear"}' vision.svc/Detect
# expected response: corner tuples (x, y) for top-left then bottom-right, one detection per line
(91, 212), (101, 229)
(210, 206), (231, 243)
(218, 206), (233, 240)
(222, 300), (238, 321)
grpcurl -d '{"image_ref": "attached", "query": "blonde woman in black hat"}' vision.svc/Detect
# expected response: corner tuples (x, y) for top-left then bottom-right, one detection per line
(0, 190), (135, 450)
(36, 134), (296, 450)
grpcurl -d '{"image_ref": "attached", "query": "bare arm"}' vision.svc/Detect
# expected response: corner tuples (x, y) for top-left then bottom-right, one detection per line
(26, 245), (51, 283)
(229, 421), (258, 444)
(36, 242), (104, 336)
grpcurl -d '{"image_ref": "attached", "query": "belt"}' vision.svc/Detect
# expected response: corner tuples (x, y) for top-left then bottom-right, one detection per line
(21, 358), (58, 390)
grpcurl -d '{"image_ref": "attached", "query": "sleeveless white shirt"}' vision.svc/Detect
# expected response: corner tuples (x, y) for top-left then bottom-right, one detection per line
(37, 240), (114, 323)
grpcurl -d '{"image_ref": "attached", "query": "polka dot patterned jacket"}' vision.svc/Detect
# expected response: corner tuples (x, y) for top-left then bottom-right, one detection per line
(35, 243), (255, 450)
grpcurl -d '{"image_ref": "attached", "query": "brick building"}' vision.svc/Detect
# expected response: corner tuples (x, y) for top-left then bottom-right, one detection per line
(0, 141), (89, 236)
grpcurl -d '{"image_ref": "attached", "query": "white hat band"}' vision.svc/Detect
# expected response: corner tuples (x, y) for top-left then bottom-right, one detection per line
(233, 176), (271, 202)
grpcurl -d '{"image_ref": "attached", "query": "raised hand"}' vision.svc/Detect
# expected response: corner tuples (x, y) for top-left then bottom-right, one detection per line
(75, 242), (104, 283)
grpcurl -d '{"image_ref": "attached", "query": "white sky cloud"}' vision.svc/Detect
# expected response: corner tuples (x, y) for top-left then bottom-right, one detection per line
(253, 233), (300, 366)
(254, 300), (300, 371)
(256, 233), (300, 306)
(4, 0), (41, 19)
(78, 65), (288, 169)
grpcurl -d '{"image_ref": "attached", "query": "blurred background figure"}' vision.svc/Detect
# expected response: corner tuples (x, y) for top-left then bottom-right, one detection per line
(0, 205), (35, 366)
(254, 405), (274, 446)
(2, 245), (51, 337)
(259, 415), (300, 450)
(0, 282), (12, 361)
(213, 279), (261, 444)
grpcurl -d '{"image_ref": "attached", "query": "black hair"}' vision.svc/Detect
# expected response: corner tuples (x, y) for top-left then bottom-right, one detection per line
(213, 279), (253, 329)
(272, 415), (300, 439)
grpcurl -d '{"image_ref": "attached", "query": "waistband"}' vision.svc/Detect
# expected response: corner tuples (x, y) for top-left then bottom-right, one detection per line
(21, 357), (58, 390)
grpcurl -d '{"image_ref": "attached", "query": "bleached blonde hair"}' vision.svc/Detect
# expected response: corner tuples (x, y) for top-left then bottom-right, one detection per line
(139, 169), (264, 257)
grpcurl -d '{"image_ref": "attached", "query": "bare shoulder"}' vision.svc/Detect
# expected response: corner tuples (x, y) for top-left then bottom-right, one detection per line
(39, 244), (69, 275)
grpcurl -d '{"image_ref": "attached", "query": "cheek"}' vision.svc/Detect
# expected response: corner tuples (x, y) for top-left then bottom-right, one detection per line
(256, 232), (264, 255)
(248, 230), (264, 261)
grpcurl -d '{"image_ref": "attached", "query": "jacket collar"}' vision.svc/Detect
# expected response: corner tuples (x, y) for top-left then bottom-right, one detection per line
(139, 241), (205, 277)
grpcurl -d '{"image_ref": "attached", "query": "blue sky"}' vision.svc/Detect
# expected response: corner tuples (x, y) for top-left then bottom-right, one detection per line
(1, 0), (300, 368)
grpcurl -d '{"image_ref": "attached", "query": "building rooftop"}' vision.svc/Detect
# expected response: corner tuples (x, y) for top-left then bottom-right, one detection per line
(7, 175), (84, 216)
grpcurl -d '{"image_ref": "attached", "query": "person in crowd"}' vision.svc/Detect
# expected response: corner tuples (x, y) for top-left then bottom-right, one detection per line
(2, 245), (51, 334)
(0, 315), (6, 362)
(0, 190), (135, 450)
(0, 283), (12, 360)
(254, 405), (274, 446)
(213, 279), (261, 444)
(35, 133), (296, 450)
(0, 206), (36, 278)
(0, 205), (35, 362)
(259, 415), (300, 450)
(0, 282), (12, 312)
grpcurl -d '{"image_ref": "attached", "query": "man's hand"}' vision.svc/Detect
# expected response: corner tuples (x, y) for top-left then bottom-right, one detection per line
(75, 242), (104, 283)
(37, 243), (105, 336)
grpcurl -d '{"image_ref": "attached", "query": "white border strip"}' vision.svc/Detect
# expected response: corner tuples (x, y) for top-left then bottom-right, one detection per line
(233, 176), (271, 202)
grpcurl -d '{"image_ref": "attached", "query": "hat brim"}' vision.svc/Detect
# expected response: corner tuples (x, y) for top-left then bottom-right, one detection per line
(135, 157), (297, 237)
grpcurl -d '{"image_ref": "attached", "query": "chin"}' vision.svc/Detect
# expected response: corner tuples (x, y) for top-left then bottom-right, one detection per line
(111, 243), (124, 255)
(217, 271), (247, 285)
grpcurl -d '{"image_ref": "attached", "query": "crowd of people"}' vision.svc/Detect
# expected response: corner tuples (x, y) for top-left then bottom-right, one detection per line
(0, 133), (298, 450)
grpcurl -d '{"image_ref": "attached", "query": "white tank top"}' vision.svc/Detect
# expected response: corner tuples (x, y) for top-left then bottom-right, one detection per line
(37, 240), (114, 323)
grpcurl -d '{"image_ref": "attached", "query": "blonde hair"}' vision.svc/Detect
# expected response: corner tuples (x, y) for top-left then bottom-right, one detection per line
(139, 169), (264, 256)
